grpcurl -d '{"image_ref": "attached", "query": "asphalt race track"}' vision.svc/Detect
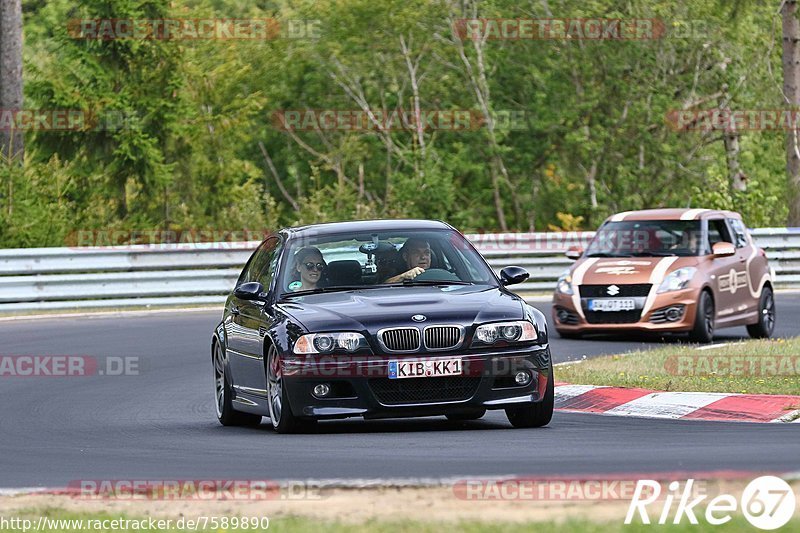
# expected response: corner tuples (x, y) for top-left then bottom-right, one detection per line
(1, 294), (798, 487)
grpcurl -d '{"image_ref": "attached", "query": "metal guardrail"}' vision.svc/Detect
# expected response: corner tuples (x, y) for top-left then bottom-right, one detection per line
(0, 228), (798, 312)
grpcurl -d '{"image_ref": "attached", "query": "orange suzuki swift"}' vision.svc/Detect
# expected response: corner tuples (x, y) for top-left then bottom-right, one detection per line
(552, 208), (775, 342)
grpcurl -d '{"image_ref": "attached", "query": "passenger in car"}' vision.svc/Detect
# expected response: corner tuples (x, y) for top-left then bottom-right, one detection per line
(383, 238), (432, 282)
(289, 247), (326, 291)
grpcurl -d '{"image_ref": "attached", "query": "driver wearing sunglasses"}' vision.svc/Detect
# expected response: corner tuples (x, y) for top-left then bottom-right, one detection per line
(290, 246), (326, 291)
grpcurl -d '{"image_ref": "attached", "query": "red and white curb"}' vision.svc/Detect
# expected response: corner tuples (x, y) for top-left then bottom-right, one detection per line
(555, 384), (800, 423)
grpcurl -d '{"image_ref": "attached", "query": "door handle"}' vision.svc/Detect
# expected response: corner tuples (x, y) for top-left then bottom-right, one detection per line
(230, 305), (240, 316)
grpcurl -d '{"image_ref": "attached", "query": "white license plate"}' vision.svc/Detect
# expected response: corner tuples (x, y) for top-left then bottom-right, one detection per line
(589, 298), (635, 312)
(388, 358), (463, 379)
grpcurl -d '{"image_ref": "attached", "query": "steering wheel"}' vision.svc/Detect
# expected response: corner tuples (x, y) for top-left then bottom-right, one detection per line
(413, 268), (461, 282)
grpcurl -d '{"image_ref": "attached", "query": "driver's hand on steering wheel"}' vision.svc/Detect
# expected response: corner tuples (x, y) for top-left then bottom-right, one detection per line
(384, 267), (425, 283)
(400, 267), (425, 280)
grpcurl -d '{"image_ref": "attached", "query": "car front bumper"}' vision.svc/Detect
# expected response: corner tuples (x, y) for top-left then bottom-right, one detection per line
(280, 346), (552, 420)
(552, 287), (699, 334)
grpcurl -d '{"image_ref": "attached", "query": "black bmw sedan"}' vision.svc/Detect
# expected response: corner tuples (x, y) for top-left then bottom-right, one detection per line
(212, 219), (553, 433)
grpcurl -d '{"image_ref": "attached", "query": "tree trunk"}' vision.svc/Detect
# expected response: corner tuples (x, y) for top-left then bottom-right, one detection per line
(720, 86), (747, 192)
(723, 132), (747, 192)
(782, 0), (800, 225)
(0, 0), (24, 162)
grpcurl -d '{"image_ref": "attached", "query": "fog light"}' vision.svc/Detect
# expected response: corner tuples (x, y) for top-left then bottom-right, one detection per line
(665, 307), (683, 322)
(313, 383), (331, 398)
(515, 371), (531, 385)
(557, 309), (570, 322)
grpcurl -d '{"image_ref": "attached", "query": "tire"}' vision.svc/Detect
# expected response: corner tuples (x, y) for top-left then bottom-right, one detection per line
(505, 366), (554, 428)
(213, 342), (262, 427)
(266, 344), (315, 434)
(446, 409), (486, 421)
(689, 290), (715, 343)
(747, 286), (776, 339)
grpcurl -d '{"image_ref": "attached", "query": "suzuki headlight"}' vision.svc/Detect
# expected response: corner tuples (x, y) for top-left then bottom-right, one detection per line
(294, 332), (368, 354)
(473, 321), (537, 345)
(556, 270), (574, 295)
(657, 267), (697, 293)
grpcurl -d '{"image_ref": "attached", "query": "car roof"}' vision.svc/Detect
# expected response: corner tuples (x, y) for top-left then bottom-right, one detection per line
(283, 219), (453, 237)
(603, 208), (743, 223)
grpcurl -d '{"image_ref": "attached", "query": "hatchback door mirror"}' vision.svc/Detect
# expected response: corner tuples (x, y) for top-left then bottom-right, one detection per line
(712, 242), (735, 258)
(500, 266), (530, 286)
(565, 246), (583, 260)
(234, 281), (266, 301)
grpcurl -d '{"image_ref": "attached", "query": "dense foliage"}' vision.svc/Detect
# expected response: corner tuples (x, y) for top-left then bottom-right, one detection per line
(0, 0), (790, 247)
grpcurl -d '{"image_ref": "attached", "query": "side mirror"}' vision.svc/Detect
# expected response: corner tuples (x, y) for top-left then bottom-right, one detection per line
(565, 246), (583, 260)
(712, 242), (735, 258)
(234, 281), (266, 301)
(500, 266), (530, 286)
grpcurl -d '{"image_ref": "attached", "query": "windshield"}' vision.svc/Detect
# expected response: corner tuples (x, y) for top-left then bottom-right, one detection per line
(278, 228), (497, 296)
(585, 220), (703, 257)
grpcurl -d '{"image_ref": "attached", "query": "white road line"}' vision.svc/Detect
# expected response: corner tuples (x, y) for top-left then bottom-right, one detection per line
(771, 410), (800, 423)
(4, 470), (800, 494)
(604, 392), (730, 419)
(0, 306), (221, 322)
(554, 384), (604, 402)
(696, 343), (730, 351)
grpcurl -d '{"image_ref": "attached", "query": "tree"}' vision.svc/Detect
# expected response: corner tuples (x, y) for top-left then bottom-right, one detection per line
(782, 0), (800, 225)
(0, 0), (24, 161)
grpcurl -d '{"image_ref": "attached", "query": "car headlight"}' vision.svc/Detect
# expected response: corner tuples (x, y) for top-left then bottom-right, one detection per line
(473, 320), (537, 345)
(657, 267), (697, 293)
(294, 332), (368, 354)
(556, 271), (574, 295)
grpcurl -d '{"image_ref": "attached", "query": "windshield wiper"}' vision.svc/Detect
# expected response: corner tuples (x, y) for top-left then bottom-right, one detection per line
(585, 252), (630, 258)
(400, 280), (474, 286)
(280, 285), (381, 298)
(629, 251), (677, 257)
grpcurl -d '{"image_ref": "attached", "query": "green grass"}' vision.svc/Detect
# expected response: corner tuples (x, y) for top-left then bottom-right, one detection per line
(2, 509), (799, 533)
(556, 337), (800, 395)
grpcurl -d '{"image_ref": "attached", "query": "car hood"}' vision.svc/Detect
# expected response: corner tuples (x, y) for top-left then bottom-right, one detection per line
(569, 256), (702, 286)
(276, 285), (524, 333)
